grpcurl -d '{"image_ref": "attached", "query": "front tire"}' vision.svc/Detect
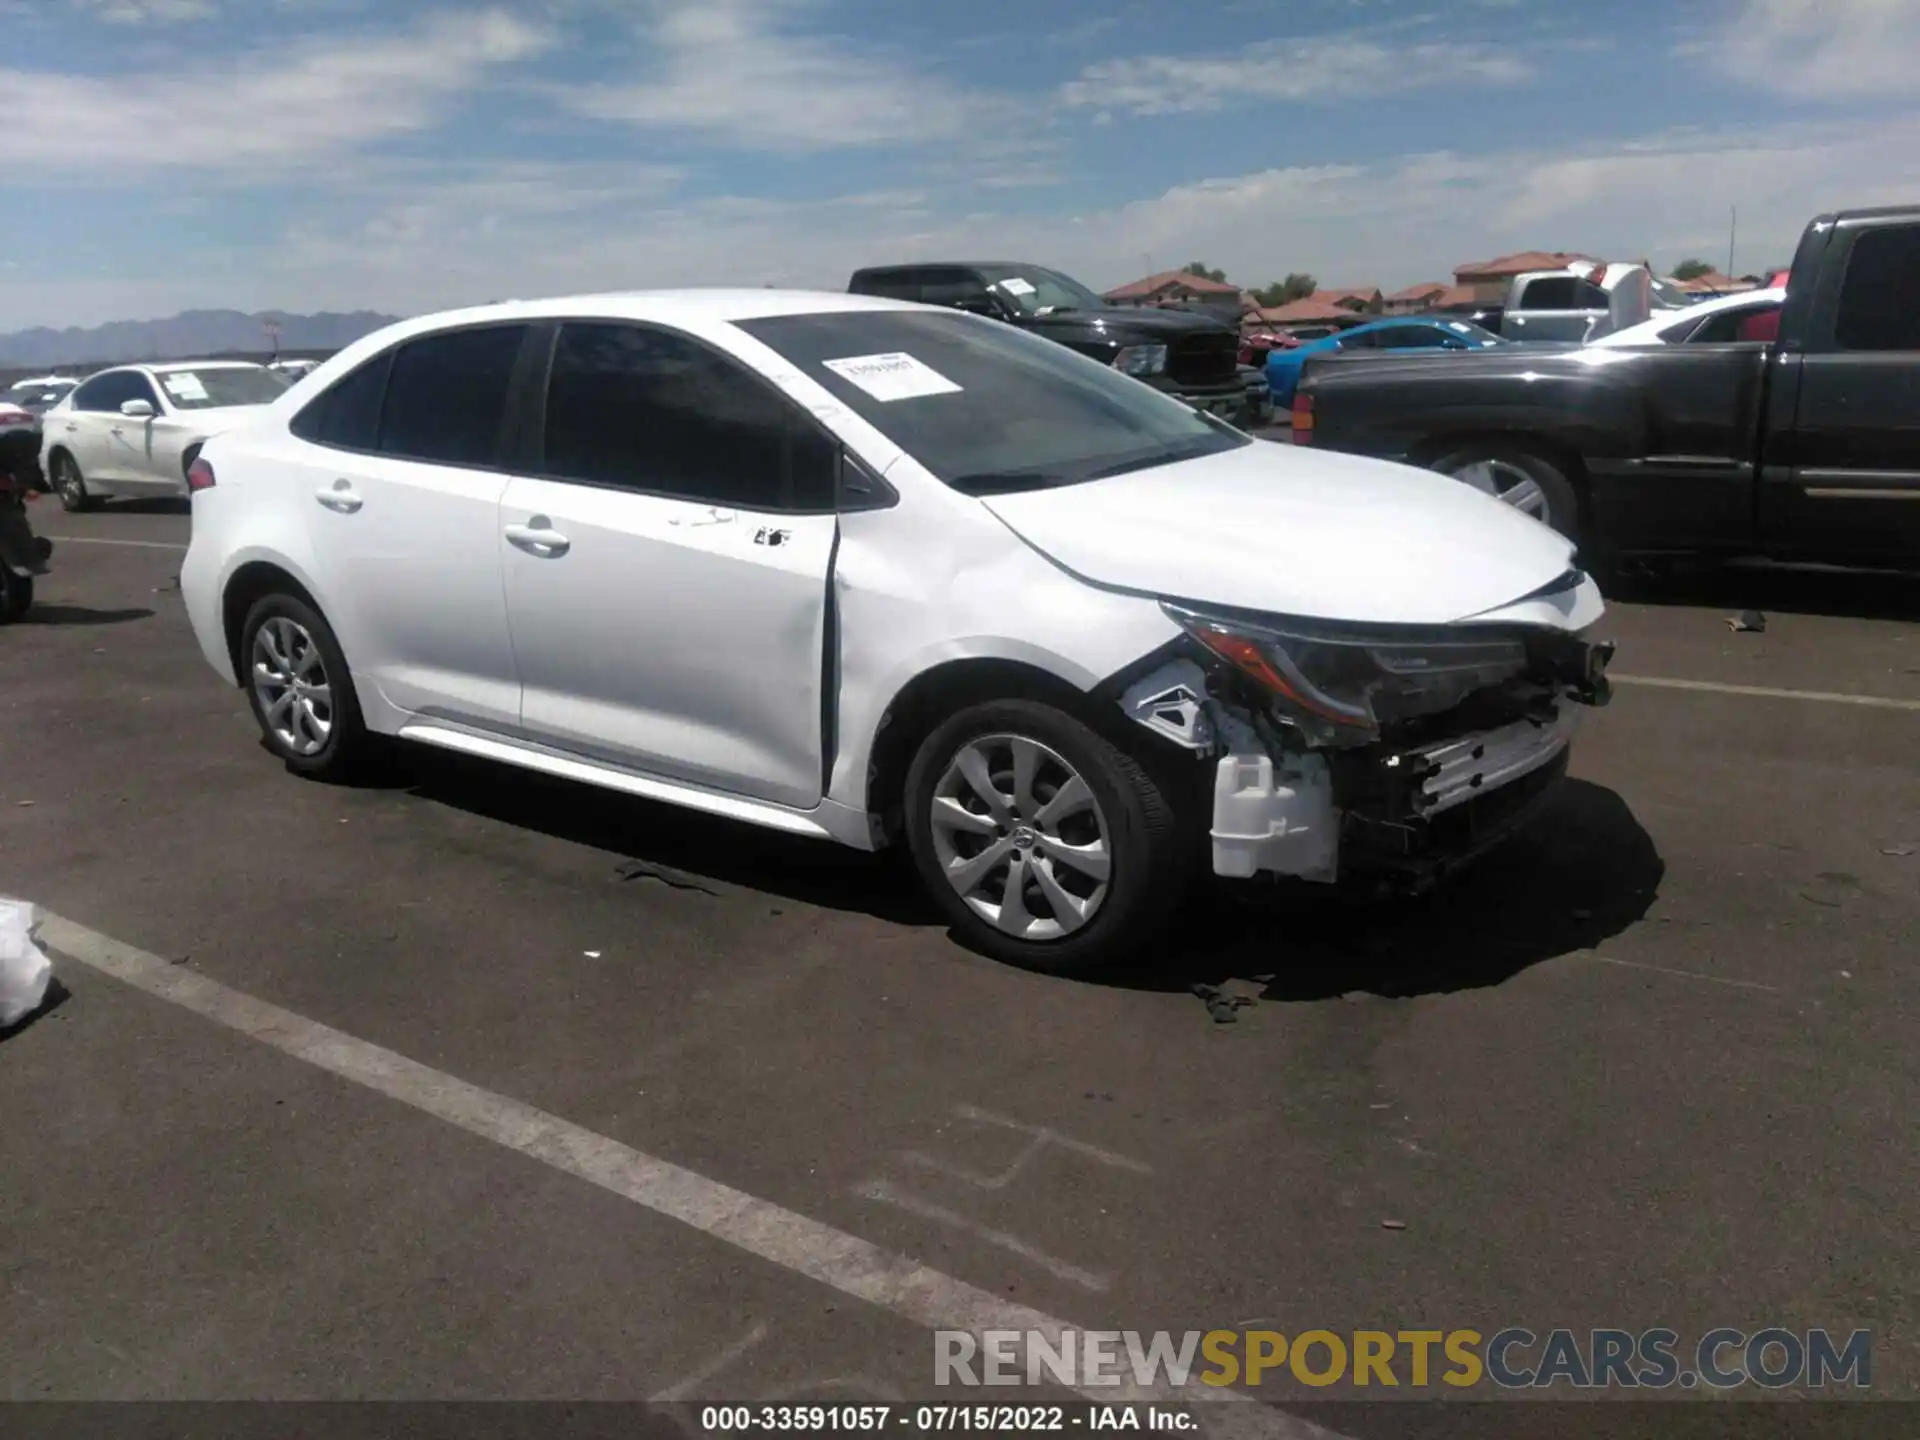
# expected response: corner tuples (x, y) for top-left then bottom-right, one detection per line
(1434, 443), (1581, 541)
(239, 592), (376, 782)
(52, 452), (94, 513)
(903, 699), (1187, 975)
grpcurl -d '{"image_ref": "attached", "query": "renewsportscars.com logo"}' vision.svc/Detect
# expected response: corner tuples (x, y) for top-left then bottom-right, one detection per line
(933, 1328), (1873, 1392)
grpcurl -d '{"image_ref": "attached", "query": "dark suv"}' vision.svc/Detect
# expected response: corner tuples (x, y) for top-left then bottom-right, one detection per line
(847, 262), (1271, 428)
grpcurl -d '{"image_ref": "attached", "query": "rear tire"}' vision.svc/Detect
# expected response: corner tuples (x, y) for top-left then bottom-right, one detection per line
(1434, 443), (1582, 542)
(52, 453), (94, 513)
(0, 569), (29, 623)
(238, 592), (378, 783)
(903, 699), (1187, 975)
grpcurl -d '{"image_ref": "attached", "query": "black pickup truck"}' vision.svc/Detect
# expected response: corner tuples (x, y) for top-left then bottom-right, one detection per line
(1293, 206), (1920, 569)
(847, 262), (1272, 428)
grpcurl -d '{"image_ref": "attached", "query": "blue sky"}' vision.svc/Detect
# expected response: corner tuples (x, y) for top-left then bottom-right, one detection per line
(4, 0), (1919, 329)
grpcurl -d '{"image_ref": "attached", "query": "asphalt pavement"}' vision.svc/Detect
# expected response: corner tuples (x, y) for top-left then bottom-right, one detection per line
(3, 497), (1917, 1434)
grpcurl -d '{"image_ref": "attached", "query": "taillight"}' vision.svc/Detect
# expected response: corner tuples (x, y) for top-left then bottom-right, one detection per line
(187, 457), (217, 492)
(1290, 392), (1314, 443)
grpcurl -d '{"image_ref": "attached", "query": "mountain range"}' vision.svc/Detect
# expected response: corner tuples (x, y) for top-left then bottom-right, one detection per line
(0, 309), (402, 369)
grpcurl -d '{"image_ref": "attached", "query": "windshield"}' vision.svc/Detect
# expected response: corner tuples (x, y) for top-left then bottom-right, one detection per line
(975, 265), (1108, 317)
(738, 309), (1249, 495)
(1441, 320), (1505, 347)
(155, 367), (289, 411)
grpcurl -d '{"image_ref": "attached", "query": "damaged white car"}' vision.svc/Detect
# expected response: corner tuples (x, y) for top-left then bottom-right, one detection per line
(181, 291), (1614, 974)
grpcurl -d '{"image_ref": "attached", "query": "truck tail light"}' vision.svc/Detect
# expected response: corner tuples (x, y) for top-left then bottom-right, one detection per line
(187, 457), (217, 493)
(1290, 392), (1314, 444)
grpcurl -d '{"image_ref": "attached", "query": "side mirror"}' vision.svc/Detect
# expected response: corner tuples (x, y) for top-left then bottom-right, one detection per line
(120, 399), (155, 418)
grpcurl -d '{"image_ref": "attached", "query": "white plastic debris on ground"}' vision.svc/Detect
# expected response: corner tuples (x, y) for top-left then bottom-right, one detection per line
(1, 897), (53, 1029)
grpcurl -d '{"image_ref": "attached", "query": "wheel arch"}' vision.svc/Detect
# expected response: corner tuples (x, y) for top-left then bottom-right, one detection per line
(220, 558), (326, 687)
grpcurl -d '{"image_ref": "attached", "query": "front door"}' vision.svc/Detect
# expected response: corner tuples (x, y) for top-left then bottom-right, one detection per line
(1770, 219), (1920, 564)
(501, 320), (838, 810)
(103, 372), (176, 493)
(292, 324), (529, 732)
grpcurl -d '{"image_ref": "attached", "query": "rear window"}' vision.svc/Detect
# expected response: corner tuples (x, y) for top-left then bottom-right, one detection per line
(1835, 225), (1920, 351)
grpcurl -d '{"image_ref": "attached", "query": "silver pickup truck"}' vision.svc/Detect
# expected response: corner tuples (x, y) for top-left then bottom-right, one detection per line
(1500, 262), (1687, 343)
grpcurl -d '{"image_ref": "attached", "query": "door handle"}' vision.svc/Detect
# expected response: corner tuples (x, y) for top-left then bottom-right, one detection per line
(315, 479), (363, 514)
(504, 518), (571, 557)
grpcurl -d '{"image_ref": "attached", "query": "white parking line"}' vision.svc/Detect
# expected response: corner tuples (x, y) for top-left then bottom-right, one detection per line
(34, 908), (1340, 1440)
(40, 535), (187, 551)
(1611, 674), (1920, 711)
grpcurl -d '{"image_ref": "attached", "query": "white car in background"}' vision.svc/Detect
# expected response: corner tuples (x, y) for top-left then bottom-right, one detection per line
(1589, 287), (1786, 348)
(182, 291), (1614, 974)
(269, 359), (320, 381)
(40, 360), (288, 511)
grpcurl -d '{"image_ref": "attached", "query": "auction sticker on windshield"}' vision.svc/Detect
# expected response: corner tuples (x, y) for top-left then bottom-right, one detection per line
(162, 373), (208, 402)
(995, 277), (1038, 297)
(822, 353), (962, 403)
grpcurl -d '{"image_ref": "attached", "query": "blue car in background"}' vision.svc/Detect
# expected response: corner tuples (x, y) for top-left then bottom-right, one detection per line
(1264, 316), (1506, 408)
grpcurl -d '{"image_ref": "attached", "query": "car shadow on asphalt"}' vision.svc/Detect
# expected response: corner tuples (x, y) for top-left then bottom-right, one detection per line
(20, 604), (155, 626)
(1114, 779), (1664, 1003)
(1607, 561), (1920, 623)
(392, 748), (1660, 999)
(391, 746), (935, 926)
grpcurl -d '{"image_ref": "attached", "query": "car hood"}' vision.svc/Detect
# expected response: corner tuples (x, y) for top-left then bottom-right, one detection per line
(1026, 306), (1237, 345)
(978, 442), (1582, 627)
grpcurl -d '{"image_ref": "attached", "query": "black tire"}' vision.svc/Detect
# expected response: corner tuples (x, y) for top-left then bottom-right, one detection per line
(902, 699), (1187, 975)
(0, 569), (29, 623)
(51, 452), (94, 513)
(238, 591), (378, 782)
(1433, 443), (1582, 542)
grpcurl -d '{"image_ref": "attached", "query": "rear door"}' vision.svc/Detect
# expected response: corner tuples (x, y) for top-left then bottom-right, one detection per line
(291, 323), (530, 732)
(499, 320), (839, 809)
(1769, 219), (1920, 562)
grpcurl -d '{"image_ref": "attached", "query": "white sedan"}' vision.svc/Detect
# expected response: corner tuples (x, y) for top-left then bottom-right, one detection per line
(39, 360), (288, 510)
(182, 290), (1613, 974)
(1589, 286), (1786, 347)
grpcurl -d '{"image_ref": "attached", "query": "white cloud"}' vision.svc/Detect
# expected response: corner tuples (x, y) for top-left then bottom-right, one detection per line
(71, 0), (216, 22)
(1061, 34), (1533, 115)
(561, 0), (1024, 152)
(1696, 0), (1920, 100)
(7, 107), (1920, 329)
(4, 9), (548, 173)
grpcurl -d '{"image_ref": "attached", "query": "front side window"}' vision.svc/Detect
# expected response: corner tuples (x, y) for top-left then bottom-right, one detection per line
(915, 268), (995, 309)
(73, 372), (136, 412)
(540, 322), (834, 511)
(378, 324), (527, 467)
(1835, 225), (1920, 351)
(736, 309), (1249, 496)
(1690, 303), (1783, 344)
(154, 367), (284, 411)
(1335, 331), (1379, 350)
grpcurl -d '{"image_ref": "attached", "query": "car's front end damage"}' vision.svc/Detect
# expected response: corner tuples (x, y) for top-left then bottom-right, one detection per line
(1115, 584), (1614, 893)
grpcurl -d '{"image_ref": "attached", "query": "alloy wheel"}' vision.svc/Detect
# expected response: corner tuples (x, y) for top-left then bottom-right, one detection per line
(57, 458), (85, 509)
(927, 734), (1112, 941)
(1453, 458), (1550, 524)
(251, 616), (333, 757)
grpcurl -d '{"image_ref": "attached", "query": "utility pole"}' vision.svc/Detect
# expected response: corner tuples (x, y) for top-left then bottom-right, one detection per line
(1727, 207), (1737, 279)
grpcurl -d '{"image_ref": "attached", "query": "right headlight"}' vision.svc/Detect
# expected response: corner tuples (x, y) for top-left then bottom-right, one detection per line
(1163, 602), (1530, 747)
(1112, 344), (1169, 377)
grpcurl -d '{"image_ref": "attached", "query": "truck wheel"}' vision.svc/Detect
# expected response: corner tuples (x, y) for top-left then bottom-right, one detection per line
(1434, 445), (1581, 541)
(903, 699), (1186, 976)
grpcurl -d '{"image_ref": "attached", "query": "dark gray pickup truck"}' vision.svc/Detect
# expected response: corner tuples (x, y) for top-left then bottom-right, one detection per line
(1293, 206), (1920, 570)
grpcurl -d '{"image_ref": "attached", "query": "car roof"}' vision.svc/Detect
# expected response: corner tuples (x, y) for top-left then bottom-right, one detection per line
(851, 262), (1036, 274)
(345, 289), (925, 349)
